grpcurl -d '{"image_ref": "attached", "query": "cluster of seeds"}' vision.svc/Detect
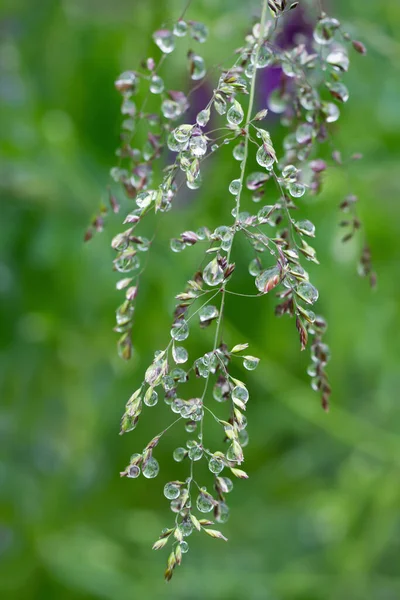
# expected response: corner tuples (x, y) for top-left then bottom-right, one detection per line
(101, 0), (374, 580)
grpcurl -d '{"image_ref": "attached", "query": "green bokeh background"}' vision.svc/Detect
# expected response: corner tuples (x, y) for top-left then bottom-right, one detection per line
(1, 0), (400, 598)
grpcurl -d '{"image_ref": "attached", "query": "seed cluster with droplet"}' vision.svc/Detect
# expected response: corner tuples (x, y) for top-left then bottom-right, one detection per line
(94, 0), (376, 582)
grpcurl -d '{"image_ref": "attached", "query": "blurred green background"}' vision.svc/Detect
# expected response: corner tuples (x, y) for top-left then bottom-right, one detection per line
(1, 0), (400, 598)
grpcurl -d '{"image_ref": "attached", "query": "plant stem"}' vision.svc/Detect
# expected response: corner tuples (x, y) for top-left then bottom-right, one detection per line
(199, 0), (269, 443)
(214, 0), (269, 346)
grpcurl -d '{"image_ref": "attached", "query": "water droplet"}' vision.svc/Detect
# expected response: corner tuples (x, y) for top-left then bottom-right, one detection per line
(121, 118), (135, 133)
(185, 420), (197, 433)
(136, 237), (150, 252)
(114, 252), (140, 273)
(199, 305), (219, 323)
(164, 482), (181, 499)
(121, 98), (136, 116)
(110, 167), (127, 183)
(180, 518), (193, 537)
(238, 429), (249, 447)
(169, 499), (181, 513)
(197, 227), (209, 240)
(249, 258), (262, 276)
(326, 81), (349, 103)
(232, 385), (249, 404)
(255, 266), (281, 293)
(196, 493), (213, 513)
(161, 99), (181, 119)
(296, 281), (319, 305)
(145, 362), (163, 386)
(194, 358), (209, 378)
(229, 179), (241, 195)
(296, 123), (314, 145)
(298, 87), (319, 110)
(115, 71), (137, 93)
(136, 190), (154, 209)
(284, 248), (299, 262)
(281, 56), (296, 78)
(243, 356), (259, 370)
(221, 232), (233, 251)
(188, 444), (203, 461)
(173, 447), (186, 462)
(322, 102), (340, 123)
(170, 368), (187, 383)
(213, 225), (229, 240)
(173, 20), (188, 37)
(204, 352), (218, 372)
(298, 306), (315, 324)
(313, 17), (340, 45)
(295, 220), (315, 237)
(170, 238), (185, 253)
(153, 29), (175, 54)
(307, 364), (317, 377)
(246, 171), (269, 191)
(227, 100), (244, 126)
(203, 258), (224, 287)
(189, 21), (208, 43)
(127, 465), (140, 478)
(180, 541), (189, 553)
(112, 230), (130, 253)
(213, 378), (229, 402)
(288, 182), (306, 198)
(215, 501), (230, 523)
(188, 53), (206, 80)
(314, 315), (328, 333)
(196, 108), (210, 127)
(171, 398), (183, 414)
(316, 343), (331, 365)
(282, 164), (298, 181)
(219, 477), (233, 493)
(226, 443), (239, 463)
(233, 142), (245, 161)
(167, 133), (184, 152)
(174, 124), (193, 143)
(130, 452), (141, 462)
(144, 389), (158, 407)
(327, 49), (349, 72)
(186, 171), (202, 190)
(208, 457), (224, 474)
(245, 62), (255, 78)
(256, 145), (275, 169)
(172, 345), (188, 364)
(142, 457), (159, 478)
(257, 204), (276, 224)
(164, 395), (173, 407)
(189, 134), (207, 157)
(149, 74), (164, 94)
(214, 95), (227, 115)
(311, 377), (320, 391)
(170, 320), (189, 341)
(251, 43), (274, 68)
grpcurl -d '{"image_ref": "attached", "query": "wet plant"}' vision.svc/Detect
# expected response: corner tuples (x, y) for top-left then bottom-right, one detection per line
(89, 0), (375, 580)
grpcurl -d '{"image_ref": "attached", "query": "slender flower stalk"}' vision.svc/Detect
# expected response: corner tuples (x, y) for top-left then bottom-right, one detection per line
(89, 0), (375, 580)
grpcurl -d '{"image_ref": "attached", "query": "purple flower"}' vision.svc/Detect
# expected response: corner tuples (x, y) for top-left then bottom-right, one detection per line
(258, 6), (313, 112)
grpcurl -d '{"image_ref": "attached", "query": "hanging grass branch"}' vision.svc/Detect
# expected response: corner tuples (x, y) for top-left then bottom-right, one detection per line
(96, 0), (375, 580)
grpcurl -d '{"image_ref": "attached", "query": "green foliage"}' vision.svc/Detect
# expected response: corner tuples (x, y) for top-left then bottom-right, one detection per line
(1, 0), (400, 597)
